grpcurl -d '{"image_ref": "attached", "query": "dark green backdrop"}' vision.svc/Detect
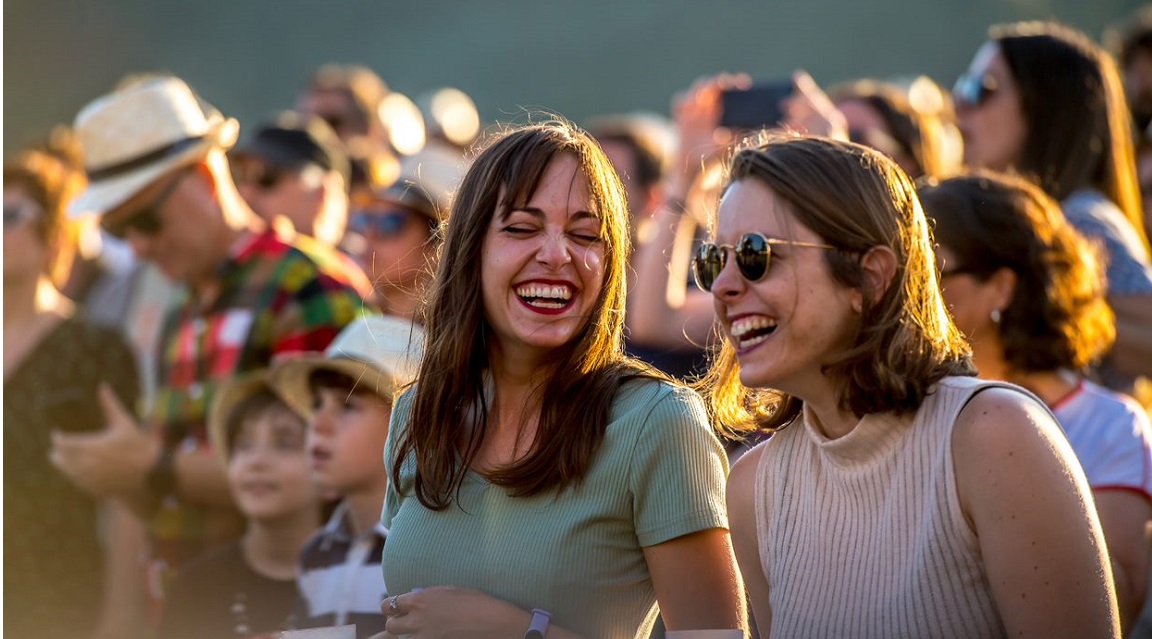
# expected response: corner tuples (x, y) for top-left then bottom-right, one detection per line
(3, 0), (1142, 153)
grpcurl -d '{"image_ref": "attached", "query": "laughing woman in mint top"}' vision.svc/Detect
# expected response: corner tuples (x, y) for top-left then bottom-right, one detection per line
(705, 135), (1119, 638)
(379, 121), (745, 638)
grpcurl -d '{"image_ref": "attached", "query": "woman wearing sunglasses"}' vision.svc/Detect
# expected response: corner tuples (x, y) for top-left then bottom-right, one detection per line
(953, 21), (1152, 392)
(4, 144), (144, 639)
(347, 146), (466, 321)
(378, 121), (745, 638)
(704, 135), (1119, 638)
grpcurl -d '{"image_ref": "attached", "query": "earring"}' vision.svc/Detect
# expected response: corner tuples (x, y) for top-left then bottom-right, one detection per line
(990, 308), (1001, 323)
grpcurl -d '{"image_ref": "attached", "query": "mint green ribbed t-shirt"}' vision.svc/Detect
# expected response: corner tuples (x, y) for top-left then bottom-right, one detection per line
(381, 377), (728, 638)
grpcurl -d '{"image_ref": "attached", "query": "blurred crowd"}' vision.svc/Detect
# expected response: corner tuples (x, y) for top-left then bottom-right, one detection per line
(5, 9), (1152, 639)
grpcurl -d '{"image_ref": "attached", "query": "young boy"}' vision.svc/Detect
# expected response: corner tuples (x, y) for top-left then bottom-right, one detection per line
(160, 370), (320, 639)
(272, 315), (424, 639)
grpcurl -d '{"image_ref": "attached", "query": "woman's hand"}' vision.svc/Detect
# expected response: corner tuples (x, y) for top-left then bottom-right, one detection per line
(781, 70), (848, 141)
(669, 73), (750, 197)
(381, 587), (532, 639)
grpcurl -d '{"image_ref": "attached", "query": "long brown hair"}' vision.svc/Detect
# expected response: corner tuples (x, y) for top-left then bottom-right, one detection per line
(994, 21), (1149, 251)
(702, 135), (975, 436)
(393, 119), (663, 509)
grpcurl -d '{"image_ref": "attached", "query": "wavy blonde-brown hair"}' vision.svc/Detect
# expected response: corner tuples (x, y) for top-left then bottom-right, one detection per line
(921, 171), (1115, 373)
(701, 135), (975, 436)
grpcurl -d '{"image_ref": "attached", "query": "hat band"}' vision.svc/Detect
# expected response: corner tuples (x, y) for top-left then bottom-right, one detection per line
(86, 135), (207, 181)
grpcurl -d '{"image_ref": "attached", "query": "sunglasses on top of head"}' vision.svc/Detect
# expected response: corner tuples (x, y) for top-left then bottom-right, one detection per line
(692, 231), (837, 292)
(101, 168), (188, 239)
(952, 73), (999, 107)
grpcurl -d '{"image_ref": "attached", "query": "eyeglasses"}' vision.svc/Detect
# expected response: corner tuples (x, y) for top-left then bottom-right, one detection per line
(231, 162), (290, 190)
(952, 73), (999, 107)
(102, 169), (188, 239)
(939, 264), (985, 279)
(3, 203), (40, 229)
(692, 232), (837, 292)
(347, 209), (418, 238)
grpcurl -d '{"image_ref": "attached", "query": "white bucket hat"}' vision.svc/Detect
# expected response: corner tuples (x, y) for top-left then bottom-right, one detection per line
(273, 315), (426, 420)
(69, 75), (240, 218)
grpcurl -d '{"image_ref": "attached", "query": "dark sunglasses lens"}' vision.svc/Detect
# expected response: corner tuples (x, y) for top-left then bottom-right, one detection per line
(349, 210), (411, 237)
(3, 206), (24, 227)
(692, 244), (723, 292)
(735, 233), (769, 281)
(103, 207), (161, 239)
(256, 170), (284, 190)
(131, 208), (164, 235)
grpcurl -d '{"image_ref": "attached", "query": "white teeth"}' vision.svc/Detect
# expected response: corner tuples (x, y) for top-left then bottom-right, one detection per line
(515, 284), (573, 301)
(730, 316), (777, 338)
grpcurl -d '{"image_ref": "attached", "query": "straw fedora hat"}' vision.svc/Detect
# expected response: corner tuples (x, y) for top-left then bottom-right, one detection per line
(273, 315), (425, 420)
(207, 369), (289, 463)
(69, 75), (240, 218)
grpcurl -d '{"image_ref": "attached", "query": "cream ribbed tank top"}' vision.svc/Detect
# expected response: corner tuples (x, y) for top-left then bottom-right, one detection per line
(754, 376), (1010, 638)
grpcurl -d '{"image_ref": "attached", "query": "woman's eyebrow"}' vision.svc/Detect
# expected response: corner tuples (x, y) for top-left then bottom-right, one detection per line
(506, 206), (599, 221)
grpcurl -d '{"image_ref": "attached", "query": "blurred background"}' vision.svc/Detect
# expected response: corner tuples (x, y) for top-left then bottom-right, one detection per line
(3, 0), (1142, 153)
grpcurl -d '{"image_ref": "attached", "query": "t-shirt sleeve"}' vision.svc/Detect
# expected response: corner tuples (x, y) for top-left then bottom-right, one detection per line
(628, 383), (729, 547)
(1063, 195), (1152, 296)
(381, 388), (415, 530)
(1078, 399), (1152, 499)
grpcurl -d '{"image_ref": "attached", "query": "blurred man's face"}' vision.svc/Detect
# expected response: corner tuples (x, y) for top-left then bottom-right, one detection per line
(232, 157), (343, 245)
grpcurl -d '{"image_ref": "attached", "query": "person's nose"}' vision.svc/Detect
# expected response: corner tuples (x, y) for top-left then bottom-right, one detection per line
(536, 233), (573, 269)
(710, 249), (746, 300)
(310, 398), (337, 435)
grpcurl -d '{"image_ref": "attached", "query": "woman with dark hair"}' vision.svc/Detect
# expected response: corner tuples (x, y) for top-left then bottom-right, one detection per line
(4, 146), (142, 639)
(706, 135), (1118, 637)
(921, 171), (1152, 632)
(379, 121), (745, 638)
(954, 20), (1152, 388)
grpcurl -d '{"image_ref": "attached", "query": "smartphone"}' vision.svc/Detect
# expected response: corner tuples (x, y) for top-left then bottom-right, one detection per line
(720, 80), (794, 130)
(41, 386), (104, 433)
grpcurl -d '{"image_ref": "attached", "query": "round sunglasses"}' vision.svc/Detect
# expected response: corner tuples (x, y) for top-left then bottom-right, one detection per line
(692, 232), (837, 292)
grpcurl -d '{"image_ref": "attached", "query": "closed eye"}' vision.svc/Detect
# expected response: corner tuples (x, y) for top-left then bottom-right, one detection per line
(569, 231), (601, 244)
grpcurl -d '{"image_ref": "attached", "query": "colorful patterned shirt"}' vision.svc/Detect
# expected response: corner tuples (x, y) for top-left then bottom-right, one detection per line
(147, 229), (367, 575)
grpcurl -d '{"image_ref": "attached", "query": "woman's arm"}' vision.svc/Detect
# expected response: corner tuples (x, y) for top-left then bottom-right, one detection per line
(1094, 489), (1152, 632)
(644, 527), (747, 632)
(727, 445), (771, 638)
(628, 74), (742, 349)
(628, 200), (718, 348)
(954, 387), (1120, 638)
(379, 587), (591, 639)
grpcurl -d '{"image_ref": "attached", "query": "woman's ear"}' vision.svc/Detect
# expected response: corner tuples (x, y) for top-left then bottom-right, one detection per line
(987, 266), (1017, 313)
(853, 245), (898, 313)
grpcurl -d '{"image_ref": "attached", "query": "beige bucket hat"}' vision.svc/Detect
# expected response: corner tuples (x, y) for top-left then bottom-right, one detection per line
(207, 369), (289, 462)
(69, 75), (240, 218)
(273, 315), (425, 420)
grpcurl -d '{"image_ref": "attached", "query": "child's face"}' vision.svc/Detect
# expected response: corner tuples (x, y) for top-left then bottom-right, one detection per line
(307, 387), (392, 495)
(228, 404), (318, 522)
